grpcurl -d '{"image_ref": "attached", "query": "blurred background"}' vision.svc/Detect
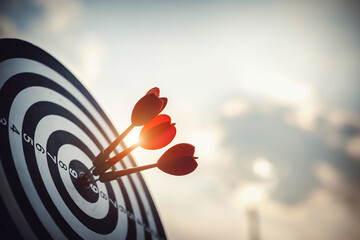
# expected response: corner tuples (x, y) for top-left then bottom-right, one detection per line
(1, 0), (360, 239)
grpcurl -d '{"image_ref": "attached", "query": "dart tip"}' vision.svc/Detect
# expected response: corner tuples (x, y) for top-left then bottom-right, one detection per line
(79, 173), (90, 187)
(79, 173), (97, 188)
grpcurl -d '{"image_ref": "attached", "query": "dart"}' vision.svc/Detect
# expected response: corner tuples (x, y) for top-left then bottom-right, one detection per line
(92, 143), (198, 183)
(86, 87), (167, 175)
(91, 114), (177, 176)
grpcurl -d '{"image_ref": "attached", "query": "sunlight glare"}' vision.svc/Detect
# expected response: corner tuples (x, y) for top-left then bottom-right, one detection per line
(124, 127), (141, 147)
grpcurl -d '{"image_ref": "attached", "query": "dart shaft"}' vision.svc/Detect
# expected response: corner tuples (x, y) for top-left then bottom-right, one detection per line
(107, 143), (138, 166)
(104, 124), (135, 156)
(83, 166), (95, 177)
(92, 151), (109, 168)
(99, 163), (157, 182)
(87, 178), (100, 184)
(92, 143), (139, 176)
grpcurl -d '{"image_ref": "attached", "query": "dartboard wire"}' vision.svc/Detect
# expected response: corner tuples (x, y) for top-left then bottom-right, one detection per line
(0, 38), (166, 239)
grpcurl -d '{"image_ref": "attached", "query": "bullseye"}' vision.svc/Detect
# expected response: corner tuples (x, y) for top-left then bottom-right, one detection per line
(69, 160), (98, 201)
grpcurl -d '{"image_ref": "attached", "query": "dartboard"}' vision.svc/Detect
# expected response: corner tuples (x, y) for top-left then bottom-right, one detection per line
(0, 38), (166, 240)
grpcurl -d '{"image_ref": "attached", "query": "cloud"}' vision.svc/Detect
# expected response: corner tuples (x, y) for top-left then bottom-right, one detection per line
(220, 108), (318, 203)
(346, 135), (360, 160)
(33, 0), (82, 33)
(227, 162), (360, 240)
(229, 162), (360, 240)
(260, 187), (360, 240)
(285, 102), (321, 132)
(0, 15), (19, 37)
(218, 100), (360, 208)
(4, 0), (106, 88)
(239, 72), (315, 108)
(311, 107), (360, 161)
(70, 33), (105, 87)
(221, 98), (249, 118)
(315, 162), (343, 188)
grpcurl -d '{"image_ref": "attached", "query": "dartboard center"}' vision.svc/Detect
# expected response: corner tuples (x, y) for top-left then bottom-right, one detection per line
(69, 160), (99, 203)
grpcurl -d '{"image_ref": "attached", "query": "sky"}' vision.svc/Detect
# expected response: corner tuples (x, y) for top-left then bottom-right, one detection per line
(1, 0), (360, 239)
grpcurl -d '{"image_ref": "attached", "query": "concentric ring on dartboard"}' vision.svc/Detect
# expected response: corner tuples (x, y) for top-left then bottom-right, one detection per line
(8, 78), (123, 237)
(0, 39), (165, 240)
(0, 68), (153, 239)
(4, 75), (133, 239)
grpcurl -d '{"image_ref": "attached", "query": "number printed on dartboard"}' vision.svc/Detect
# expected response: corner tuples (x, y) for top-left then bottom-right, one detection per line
(0, 38), (166, 240)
